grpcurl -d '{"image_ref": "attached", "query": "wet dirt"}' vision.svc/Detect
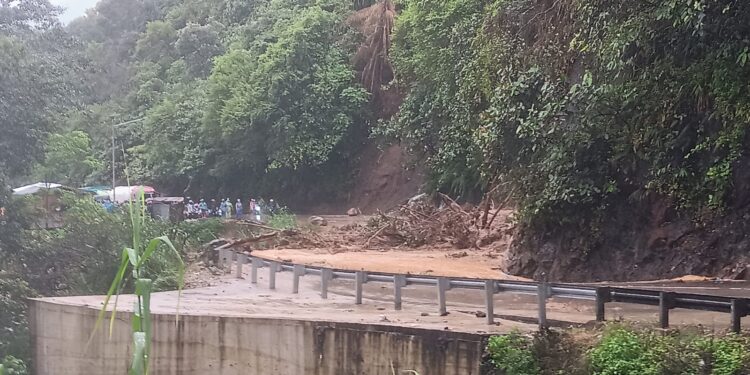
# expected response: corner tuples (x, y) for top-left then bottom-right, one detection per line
(254, 248), (521, 280)
(152, 213), (750, 334)
(48, 267), (749, 335)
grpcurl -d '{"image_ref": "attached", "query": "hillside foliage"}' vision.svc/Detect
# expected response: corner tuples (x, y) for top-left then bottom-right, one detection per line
(389, 0), (750, 233)
(7, 0), (749, 233)
(3, 0), (750, 371)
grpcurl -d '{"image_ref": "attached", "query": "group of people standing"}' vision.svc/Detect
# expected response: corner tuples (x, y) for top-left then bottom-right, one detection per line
(184, 197), (279, 221)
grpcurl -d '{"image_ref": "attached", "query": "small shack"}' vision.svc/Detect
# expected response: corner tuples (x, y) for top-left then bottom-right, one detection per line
(147, 197), (184, 222)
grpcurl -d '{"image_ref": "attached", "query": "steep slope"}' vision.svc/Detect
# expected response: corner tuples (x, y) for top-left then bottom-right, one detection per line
(346, 143), (424, 213)
(389, 0), (750, 281)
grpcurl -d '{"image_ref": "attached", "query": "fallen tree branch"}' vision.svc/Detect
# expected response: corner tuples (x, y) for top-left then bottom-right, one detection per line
(365, 225), (390, 248)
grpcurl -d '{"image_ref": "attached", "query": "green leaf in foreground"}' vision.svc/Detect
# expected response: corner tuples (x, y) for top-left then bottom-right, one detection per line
(89, 190), (184, 375)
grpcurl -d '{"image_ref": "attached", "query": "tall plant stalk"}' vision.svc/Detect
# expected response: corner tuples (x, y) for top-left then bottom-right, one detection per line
(90, 190), (184, 375)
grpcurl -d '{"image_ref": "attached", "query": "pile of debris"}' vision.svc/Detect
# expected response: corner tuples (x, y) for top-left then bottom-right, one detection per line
(198, 194), (512, 262)
(363, 193), (510, 249)
(201, 219), (341, 265)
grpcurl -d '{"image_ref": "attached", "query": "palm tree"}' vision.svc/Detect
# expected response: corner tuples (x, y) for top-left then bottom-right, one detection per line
(349, 0), (396, 100)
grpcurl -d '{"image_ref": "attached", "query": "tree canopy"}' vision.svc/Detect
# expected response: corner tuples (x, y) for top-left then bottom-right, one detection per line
(3, 0), (750, 264)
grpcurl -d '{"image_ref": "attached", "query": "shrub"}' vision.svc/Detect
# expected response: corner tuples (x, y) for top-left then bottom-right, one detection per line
(487, 332), (540, 375)
(16, 195), (222, 295)
(589, 326), (712, 375)
(531, 330), (588, 375)
(266, 209), (297, 230)
(489, 326), (750, 375)
(0, 277), (37, 364)
(169, 219), (223, 252)
(694, 335), (750, 375)
(0, 355), (28, 375)
(589, 327), (660, 375)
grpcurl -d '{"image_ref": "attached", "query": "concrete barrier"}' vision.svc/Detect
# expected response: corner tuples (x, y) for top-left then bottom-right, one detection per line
(30, 299), (488, 375)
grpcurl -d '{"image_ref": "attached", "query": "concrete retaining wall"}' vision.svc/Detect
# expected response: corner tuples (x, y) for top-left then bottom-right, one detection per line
(30, 299), (488, 374)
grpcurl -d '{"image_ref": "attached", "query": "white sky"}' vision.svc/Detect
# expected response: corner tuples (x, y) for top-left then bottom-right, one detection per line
(50, 0), (99, 23)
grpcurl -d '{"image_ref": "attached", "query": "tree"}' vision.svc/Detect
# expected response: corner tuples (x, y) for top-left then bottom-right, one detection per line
(0, 35), (48, 178)
(349, 0), (395, 97)
(175, 22), (224, 78)
(139, 82), (209, 192)
(205, 6), (369, 179)
(0, 0), (85, 179)
(36, 131), (103, 186)
(135, 20), (177, 63)
(0, 2), (72, 369)
(0, 0), (60, 33)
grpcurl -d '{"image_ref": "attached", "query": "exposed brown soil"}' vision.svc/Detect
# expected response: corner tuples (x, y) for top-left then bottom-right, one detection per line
(197, 197), (518, 284)
(309, 143), (424, 215)
(255, 248), (523, 280)
(506, 196), (750, 283)
(209, 188), (750, 286)
(171, 204), (750, 333)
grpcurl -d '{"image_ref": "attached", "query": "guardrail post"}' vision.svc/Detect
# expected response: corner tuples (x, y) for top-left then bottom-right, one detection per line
(292, 265), (305, 294)
(437, 277), (449, 316)
(659, 292), (673, 329)
(218, 249), (229, 271)
(538, 281), (548, 330)
(250, 258), (259, 284)
(355, 271), (365, 305)
(394, 275), (405, 310)
(485, 280), (496, 325)
(595, 287), (611, 322)
(321, 268), (332, 299)
(269, 261), (278, 290)
(225, 250), (234, 274)
(731, 299), (746, 333)
(235, 254), (247, 279)
(216, 249), (225, 269)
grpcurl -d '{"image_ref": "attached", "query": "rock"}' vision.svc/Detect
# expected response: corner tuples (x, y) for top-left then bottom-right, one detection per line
(309, 216), (328, 226)
(376, 307), (386, 311)
(420, 312), (429, 317)
(447, 251), (468, 259)
(347, 207), (362, 216)
(475, 311), (487, 318)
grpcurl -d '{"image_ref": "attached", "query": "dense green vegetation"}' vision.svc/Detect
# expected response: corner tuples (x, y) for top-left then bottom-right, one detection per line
(8, 0), (750, 238)
(58, 0), (374, 201)
(0, 194), (222, 372)
(4, 0), (750, 370)
(486, 327), (750, 375)
(390, 0), (750, 230)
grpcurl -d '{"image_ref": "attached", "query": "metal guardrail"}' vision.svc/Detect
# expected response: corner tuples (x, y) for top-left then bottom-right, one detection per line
(217, 250), (749, 332)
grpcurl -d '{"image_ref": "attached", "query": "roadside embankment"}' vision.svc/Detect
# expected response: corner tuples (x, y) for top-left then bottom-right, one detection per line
(30, 298), (487, 374)
(29, 270), (502, 375)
